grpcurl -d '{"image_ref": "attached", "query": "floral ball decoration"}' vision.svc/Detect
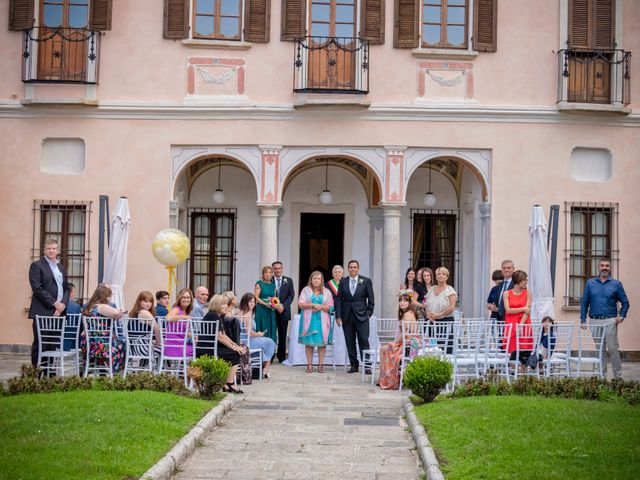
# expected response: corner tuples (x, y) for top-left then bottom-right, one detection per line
(151, 228), (191, 267)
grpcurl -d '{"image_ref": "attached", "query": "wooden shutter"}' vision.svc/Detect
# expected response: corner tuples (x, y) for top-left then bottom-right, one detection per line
(281, 0), (306, 41)
(89, 0), (113, 31)
(164, 0), (189, 39)
(473, 0), (497, 52)
(568, 0), (615, 49)
(244, 0), (271, 43)
(593, 0), (615, 49)
(393, 0), (418, 48)
(8, 0), (34, 30)
(361, 0), (385, 45)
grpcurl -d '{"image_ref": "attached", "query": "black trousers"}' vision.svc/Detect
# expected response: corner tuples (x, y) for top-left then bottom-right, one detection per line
(31, 318), (39, 367)
(343, 315), (370, 367)
(275, 312), (289, 362)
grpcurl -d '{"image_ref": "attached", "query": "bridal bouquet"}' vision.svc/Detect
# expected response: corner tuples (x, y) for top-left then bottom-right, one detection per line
(269, 297), (280, 309)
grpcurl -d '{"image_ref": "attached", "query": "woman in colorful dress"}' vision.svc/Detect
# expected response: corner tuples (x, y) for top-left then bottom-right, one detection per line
(81, 284), (127, 374)
(164, 288), (194, 359)
(254, 265), (278, 346)
(298, 271), (334, 373)
(502, 270), (533, 371)
(238, 292), (276, 378)
(379, 291), (420, 390)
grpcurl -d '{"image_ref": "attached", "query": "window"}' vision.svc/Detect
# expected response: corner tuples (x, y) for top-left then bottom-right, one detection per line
(189, 209), (237, 294)
(422, 0), (468, 49)
(411, 209), (459, 288)
(565, 202), (618, 306)
(33, 200), (92, 303)
(193, 0), (242, 40)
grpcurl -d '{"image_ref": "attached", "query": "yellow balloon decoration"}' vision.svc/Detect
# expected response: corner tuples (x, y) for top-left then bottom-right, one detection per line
(151, 228), (191, 299)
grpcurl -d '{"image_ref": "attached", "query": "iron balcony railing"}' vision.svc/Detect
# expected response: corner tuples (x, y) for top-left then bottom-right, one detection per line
(294, 36), (369, 94)
(22, 27), (100, 84)
(557, 48), (631, 105)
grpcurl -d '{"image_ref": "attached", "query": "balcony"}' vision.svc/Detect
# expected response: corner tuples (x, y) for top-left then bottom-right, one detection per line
(294, 37), (369, 94)
(22, 27), (101, 84)
(557, 49), (631, 108)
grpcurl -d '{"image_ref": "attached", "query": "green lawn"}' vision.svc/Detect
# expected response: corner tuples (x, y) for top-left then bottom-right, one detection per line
(414, 396), (640, 480)
(0, 390), (219, 480)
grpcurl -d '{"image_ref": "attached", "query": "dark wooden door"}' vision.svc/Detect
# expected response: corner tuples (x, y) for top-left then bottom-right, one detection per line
(299, 213), (344, 293)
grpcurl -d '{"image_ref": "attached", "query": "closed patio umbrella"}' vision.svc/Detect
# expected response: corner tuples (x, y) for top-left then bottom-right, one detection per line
(528, 205), (555, 323)
(103, 197), (130, 309)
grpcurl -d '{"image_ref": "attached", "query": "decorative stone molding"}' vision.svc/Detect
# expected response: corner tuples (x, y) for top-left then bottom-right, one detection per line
(384, 147), (407, 203)
(259, 146), (282, 203)
(186, 57), (246, 97)
(418, 61), (474, 100)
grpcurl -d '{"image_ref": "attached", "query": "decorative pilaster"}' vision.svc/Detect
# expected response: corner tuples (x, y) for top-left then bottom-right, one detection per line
(258, 204), (280, 268)
(366, 208), (384, 317)
(384, 147), (406, 203)
(259, 146), (282, 203)
(380, 204), (404, 318)
(478, 202), (491, 318)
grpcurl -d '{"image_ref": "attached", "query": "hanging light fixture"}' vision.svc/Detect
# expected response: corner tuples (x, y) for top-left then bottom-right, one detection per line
(423, 164), (437, 207)
(212, 159), (225, 204)
(319, 159), (333, 205)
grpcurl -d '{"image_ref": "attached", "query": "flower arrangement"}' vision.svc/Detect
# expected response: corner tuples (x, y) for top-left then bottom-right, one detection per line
(269, 297), (280, 309)
(398, 288), (415, 298)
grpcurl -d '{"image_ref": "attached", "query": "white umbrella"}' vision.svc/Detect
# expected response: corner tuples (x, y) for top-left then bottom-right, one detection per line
(528, 205), (555, 323)
(103, 197), (131, 309)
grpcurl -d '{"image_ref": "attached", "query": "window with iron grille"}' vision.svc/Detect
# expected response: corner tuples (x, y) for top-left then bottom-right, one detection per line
(565, 202), (619, 306)
(410, 209), (460, 291)
(33, 200), (92, 303)
(188, 208), (237, 294)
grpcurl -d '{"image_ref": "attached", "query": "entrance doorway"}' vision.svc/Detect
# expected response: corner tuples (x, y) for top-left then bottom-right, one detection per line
(299, 213), (344, 293)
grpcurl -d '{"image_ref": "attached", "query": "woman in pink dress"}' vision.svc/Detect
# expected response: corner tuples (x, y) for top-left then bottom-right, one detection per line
(164, 288), (194, 358)
(502, 270), (532, 370)
(378, 291), (420, 390)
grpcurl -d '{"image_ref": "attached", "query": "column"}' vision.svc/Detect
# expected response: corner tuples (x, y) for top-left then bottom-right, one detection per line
(380, 204), (403, 318)
(258, 204), (280, 268)
(478, 202), (491, 318)
(366, 208), (384, 318)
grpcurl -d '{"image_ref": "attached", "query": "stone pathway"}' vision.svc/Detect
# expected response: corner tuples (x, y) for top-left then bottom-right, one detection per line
(173, 363), (424, 480)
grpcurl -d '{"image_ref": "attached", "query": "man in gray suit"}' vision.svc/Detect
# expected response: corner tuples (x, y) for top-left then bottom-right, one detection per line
(335, 260), (375, 373)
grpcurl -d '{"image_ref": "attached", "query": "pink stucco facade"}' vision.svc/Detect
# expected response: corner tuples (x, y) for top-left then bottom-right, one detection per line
(0, 1), (638, 352)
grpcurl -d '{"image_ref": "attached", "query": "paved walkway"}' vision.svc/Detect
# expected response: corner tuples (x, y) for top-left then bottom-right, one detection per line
(173, 363), (423, 480)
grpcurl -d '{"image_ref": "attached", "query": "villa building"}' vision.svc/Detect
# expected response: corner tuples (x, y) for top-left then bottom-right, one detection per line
(1, 0), (638, 354)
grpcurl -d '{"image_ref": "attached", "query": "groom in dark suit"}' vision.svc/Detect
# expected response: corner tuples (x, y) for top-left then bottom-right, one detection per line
(335, 260), (375, 373)
(28, 239), (71, 366)
(272, 261), (295, 362)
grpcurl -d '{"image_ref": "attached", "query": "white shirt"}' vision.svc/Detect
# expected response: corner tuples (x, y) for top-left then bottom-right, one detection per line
(45, 257), (64, 303)
(425, 285), (457, 316)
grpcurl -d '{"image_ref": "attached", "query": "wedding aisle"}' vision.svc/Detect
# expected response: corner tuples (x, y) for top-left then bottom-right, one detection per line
(172, 363), (423, 479)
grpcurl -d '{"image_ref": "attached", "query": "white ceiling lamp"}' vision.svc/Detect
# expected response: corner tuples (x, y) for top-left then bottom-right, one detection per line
(212, 159), (225, 204)
(423, 164), (437, 207)
(319, 159), (333, 205)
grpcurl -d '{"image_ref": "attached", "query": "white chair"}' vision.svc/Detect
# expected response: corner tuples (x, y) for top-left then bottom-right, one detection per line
(83, 316), (115, 378)
(239, 320), (263, 382)
(399, 319), (427, 390)
(35, 315), (80, 377)
(364, 318), (398, 384)
(190, 317), (219, 358)
(508, 322), (541, 379)
(123, 317), (156, 376)
(481, 321), (512, 382)
(158, 319), (193, 384)
(539, 321), (574, 378)
(569, 324), (606, 378)
(449, 321), (482, 385)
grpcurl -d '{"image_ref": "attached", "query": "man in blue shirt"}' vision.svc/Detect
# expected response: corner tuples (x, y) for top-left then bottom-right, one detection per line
(580, 257), (630, 379)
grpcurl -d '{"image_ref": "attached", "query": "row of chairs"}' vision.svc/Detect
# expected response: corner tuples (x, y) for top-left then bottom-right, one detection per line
(35, 314), (219, 382)
(361, 317), (608, 388)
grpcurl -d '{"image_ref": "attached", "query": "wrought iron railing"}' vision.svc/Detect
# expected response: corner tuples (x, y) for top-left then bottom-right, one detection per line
(22, 27), (100, 84)
(557, 49), (631, 105)
(294, 36), (369, 94)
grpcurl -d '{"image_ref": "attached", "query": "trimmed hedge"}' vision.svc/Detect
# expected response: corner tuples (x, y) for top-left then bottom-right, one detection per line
(404, 356), (453, 402)
(2, 364), (191, 397)
(188, 355), (230, 399)
(452, 376), (640, 405)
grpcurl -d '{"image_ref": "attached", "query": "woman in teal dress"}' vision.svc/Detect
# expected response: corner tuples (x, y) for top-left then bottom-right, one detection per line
(254, 265), (278, 347)
(297, 271), (334, 373)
